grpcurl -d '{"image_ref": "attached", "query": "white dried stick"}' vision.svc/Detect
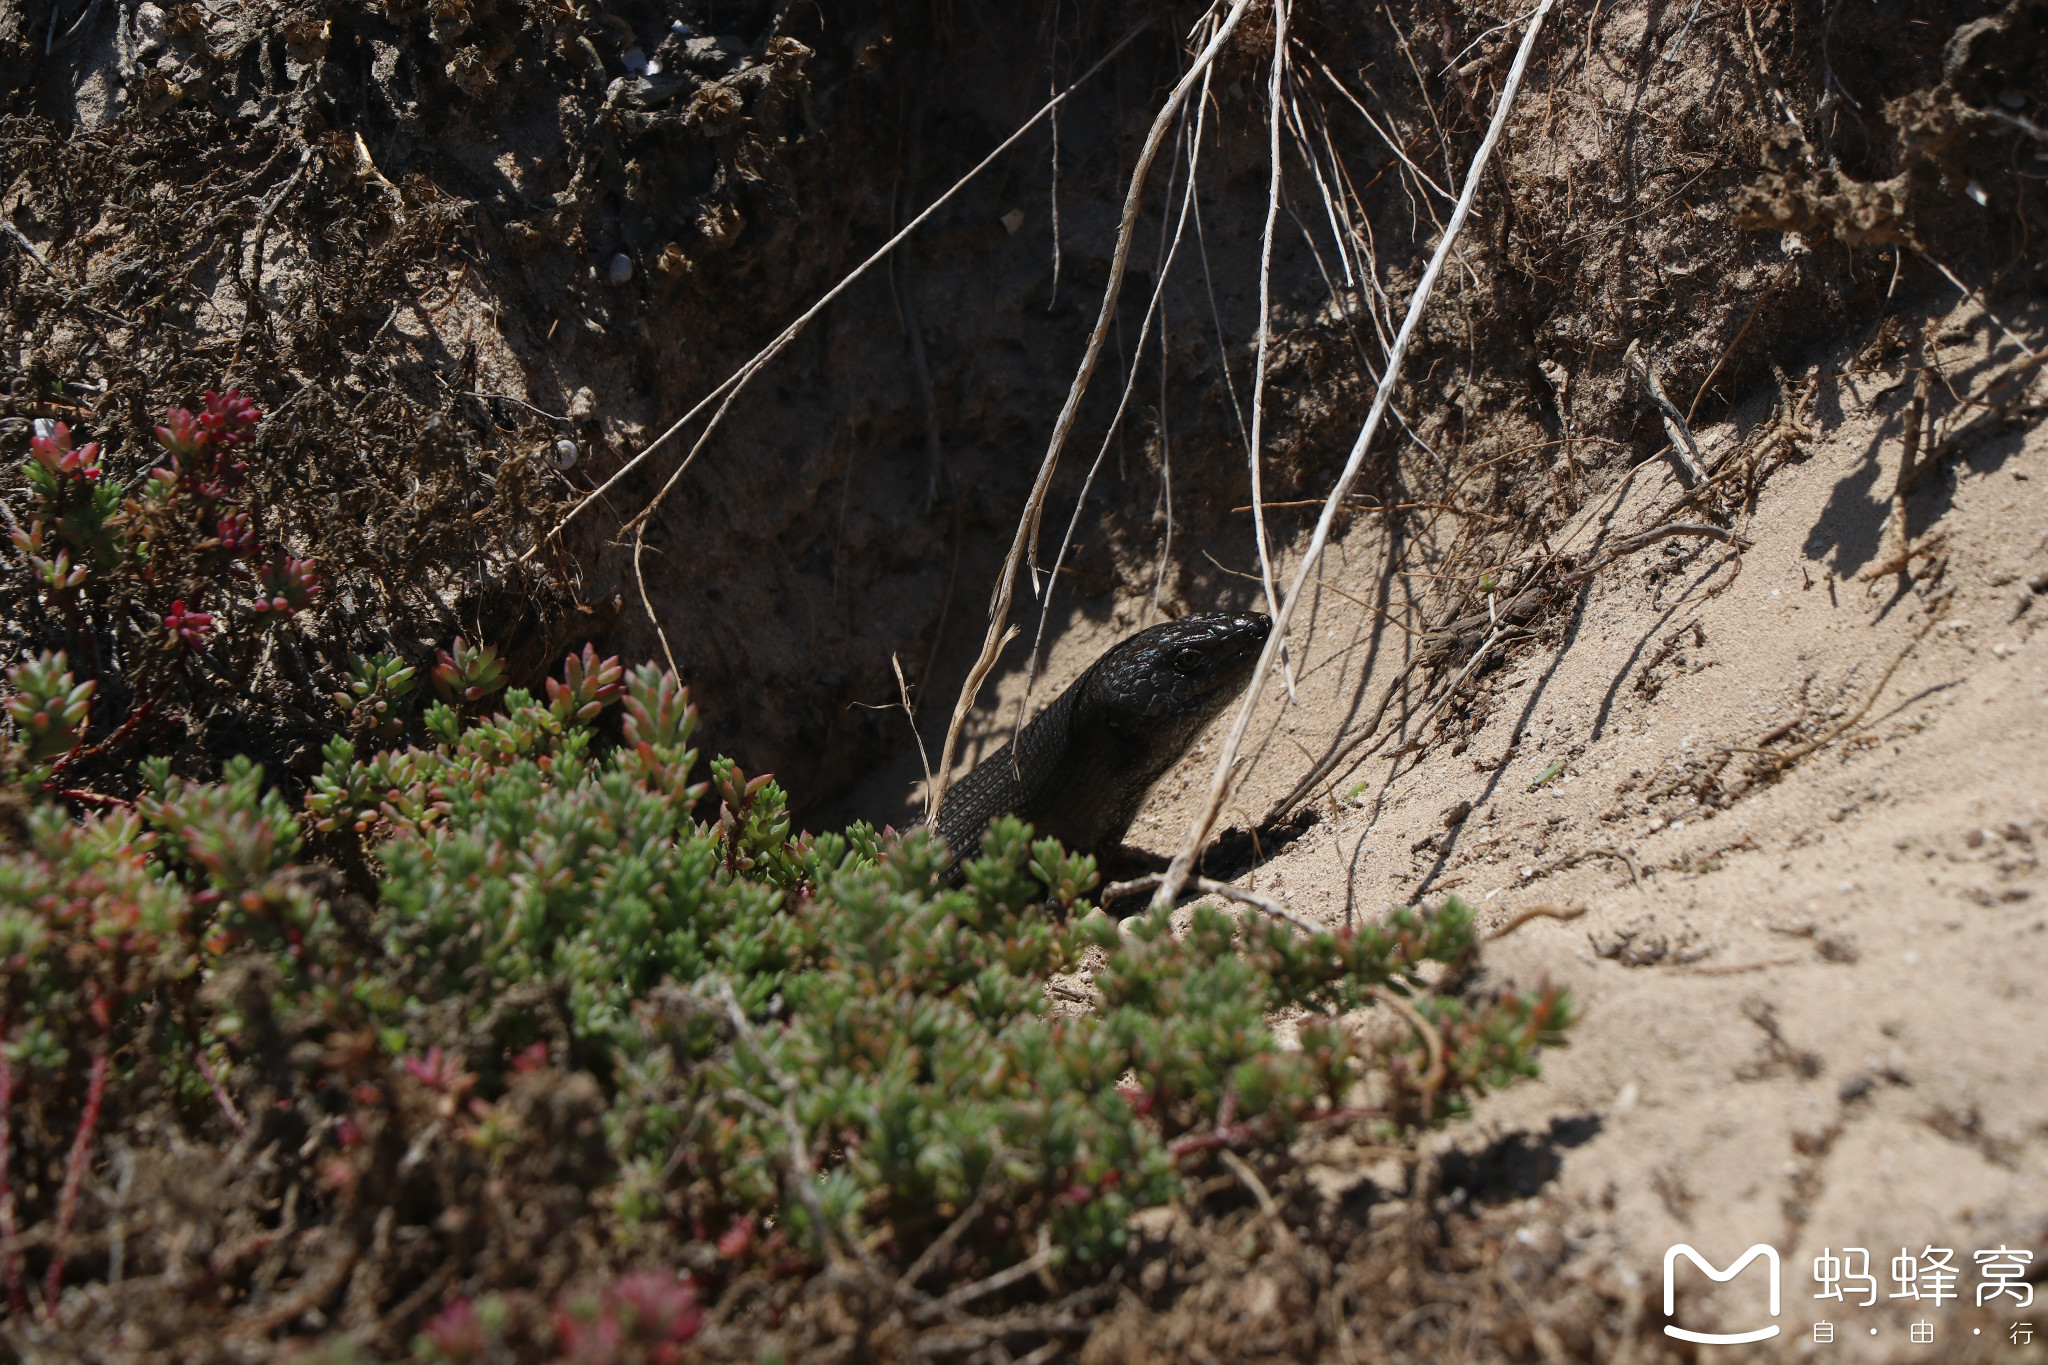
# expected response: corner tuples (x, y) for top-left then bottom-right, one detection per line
(1154, 0), (1558, 909)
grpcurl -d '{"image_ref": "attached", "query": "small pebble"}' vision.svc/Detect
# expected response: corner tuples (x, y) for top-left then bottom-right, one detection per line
(607, 252), (633, 285)
(620, 45), (648, 73)
(549, 439), (578, 471)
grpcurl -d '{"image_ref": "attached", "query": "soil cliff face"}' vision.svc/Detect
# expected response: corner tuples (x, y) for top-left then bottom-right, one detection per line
(10, 0), (1994, 817)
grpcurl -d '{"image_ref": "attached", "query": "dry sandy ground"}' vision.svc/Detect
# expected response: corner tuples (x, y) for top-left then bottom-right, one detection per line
(852, 291), (2048, 1359)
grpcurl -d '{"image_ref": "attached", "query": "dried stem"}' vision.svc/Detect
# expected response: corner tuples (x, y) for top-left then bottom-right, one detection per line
(1371, 986), (1446, 1120)
(1101, 872), (1320, 935)
(715, 979), (846, 1267)
(1861, 354), (1930, 582)
(894, 652), (937, 819)
(195, 1047), (249, 1139)
(1246, 0), (1291, 641)
(1559, 522), (1746, 585)
(43, 1042), (108, 1319)
(1155, 0), (1558, 910)
(1019, 51), (1215, 750)
(1626, 340), (1708, 485)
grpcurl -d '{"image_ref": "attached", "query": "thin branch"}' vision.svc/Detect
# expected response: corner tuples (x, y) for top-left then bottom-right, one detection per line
(1217, 1148), (1297, 1246)
(714, 980), (845, 1267)
(1918, 250), (2038, 360)
(1018, 49), (1213, 749)
(1559, 522), (1746, 585)
(1687, 267), (1787, 425)
(914, 1238), (1056, 1321)
(1860, 351), (1929, 582)
(1155, 0), (1559, 909)
(898, 1166), (1001, 1294)
(1626, 340), (1708, 484)
(1372, 986), (1445, 1120)
(1309, 56), (1455, 204)
(1733, 602), (1945, 769)
(1247, 0), (1293, 653)
(43, 1043), (108, 1318)
(894, 652), (937, 821)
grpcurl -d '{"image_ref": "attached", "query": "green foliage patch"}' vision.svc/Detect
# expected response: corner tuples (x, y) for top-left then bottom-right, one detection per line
(0, 397), (1571, 1357)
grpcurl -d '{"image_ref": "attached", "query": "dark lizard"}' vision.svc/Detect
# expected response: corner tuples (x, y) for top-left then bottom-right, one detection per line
(930, 612), (1271, 863)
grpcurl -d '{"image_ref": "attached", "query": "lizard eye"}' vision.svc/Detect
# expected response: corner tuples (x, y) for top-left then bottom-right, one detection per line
(1172, 647), (1206, 674)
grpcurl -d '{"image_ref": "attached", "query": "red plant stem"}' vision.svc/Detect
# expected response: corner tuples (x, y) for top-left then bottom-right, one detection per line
(45, 670), (179, 782)
(56, 788), (135, 811)
(0, 1050), (23, 1314)
(42, 1043), (108, 1321)
(1167, 1106), (1386, 1162)
(194, 1047), (247, 1137)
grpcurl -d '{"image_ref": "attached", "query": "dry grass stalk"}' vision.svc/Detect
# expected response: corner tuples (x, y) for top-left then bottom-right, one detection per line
(1155, 0), (1560, 910)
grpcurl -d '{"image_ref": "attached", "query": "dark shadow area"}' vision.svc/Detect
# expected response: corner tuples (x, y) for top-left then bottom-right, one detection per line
(1439, 1115), (1606, 1206)
(1802, 420), (1894, 576)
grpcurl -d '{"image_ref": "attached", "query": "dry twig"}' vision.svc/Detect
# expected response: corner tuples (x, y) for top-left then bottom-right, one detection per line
(1156, 0), (1559, 910)
(1101, 872), (1320, 935)
(1861, 351), (1930, 582)
(1371, 986), (1446, 1119)
(1484, 903), (1590, 942)
(1247, 0), (1293, 651)
(1626, 340), (1708, 485)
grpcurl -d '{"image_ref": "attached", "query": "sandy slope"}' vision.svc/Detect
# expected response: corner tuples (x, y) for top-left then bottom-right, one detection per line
(862, 288), (2048, 1358)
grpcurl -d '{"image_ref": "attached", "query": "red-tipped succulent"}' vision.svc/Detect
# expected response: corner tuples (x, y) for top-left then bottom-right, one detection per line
(250, 552), (321, 619)
(161, 601), (215, 654)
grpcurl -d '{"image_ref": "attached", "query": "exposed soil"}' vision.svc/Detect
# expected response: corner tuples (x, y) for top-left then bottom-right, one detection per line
(3, 0), (2047, 1357)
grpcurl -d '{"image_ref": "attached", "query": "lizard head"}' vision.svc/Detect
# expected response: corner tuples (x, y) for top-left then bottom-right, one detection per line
(1084, 611), (1272, 728)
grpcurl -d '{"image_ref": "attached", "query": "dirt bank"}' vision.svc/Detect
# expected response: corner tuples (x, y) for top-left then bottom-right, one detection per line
(4, 0), (2046, 1357)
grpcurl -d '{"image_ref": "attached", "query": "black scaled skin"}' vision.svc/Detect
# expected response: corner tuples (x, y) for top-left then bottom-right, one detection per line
(932, 612), (1271, 862)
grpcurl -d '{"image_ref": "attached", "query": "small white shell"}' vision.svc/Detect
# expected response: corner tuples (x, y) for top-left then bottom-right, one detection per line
(608, 252), (634, 285)
(549, 438), (579, 471)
